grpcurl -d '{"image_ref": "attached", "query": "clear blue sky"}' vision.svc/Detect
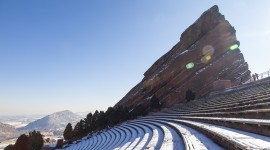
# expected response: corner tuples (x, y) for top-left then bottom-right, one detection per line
(1, 1), (270, 116)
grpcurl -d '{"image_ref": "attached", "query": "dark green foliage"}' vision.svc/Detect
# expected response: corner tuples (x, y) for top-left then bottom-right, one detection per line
(85, 113), (93, 132)
(12, 131), (43, 150)
(29, 130), (44, 150)
(116, 106), (129, 122)
(4, 144), (14, 150)
(150, 95), (161, 109)
(63, 123), (73, 141)
(78, 119), (86, 136)
(91, 110), (100, 131)
(68, 104), (150, 141)
(73, 122), (79, 139)
(96, 111), (107, 129)
(56, 139), (64, 148)
(73, 119), (87, 139)
(13, 134), (31, 150)
(105, 106), (129, 127)
(105, 107), (117, 126)
(129, 104), (148, 119)
(185, 89), (196, 101)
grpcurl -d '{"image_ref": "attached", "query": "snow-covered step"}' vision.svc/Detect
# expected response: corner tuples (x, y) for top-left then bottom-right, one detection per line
(106, 127), (122, 149)
(85, 135), (98, 150)
(180, 116), (270, 125)
(172, 101), (270, 114)
(178, 108), (270, 119)
(175, 119), (270, 150)
(102, 128), (118, 150)
(118, 124), (138, 150)
(87, 133), (99, 149)
(138, 120), (184, 150)
(111, 126), (127, 149)
(83, 138), (91, 150)
(96, 130), (111, 150)
(134, 121), (163, 150)
(76, 139), (86, 150)
(180, 116), (270, 137)
(125, 122), (150, 149)
(92, 133), (103, 150)
(93, 132), (107, 150)
(146, 118), (224, 150)
(101, 129), (116, 149)
(68, 140), (81, 150)
(115, 126), (132, 149)
(81, 137), (92, 150)
(142, 114), (180, 119)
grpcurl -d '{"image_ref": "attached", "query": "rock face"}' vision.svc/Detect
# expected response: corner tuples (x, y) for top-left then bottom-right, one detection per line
(0, 122), (20, 142)
(115, 5), (250, 108)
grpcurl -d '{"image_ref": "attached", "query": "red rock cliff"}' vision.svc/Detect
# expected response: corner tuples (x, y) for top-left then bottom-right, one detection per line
(115, 5), (250, 108)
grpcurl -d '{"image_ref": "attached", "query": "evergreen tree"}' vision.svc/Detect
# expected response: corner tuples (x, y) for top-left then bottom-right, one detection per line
(78, 119), (86, 136)
(4, 144), (14, 150)
(29, 130), (44, 150)
(116, 106), (129, 122)
(73, 122), (80, 138)
(56, 139), (64, 148)
(106, 107), (117, 127)
(185, 89), (196, 101)
(129, 104), (148, 119)
(96, 111), (107, 129)
(13, 134), (32, 150)
(71, 105), (148, 141)
(150, 95), (161, 109)
(63, 123), (73, 141)
(91, 110), (100, 131)
(85, 112), (93, 132)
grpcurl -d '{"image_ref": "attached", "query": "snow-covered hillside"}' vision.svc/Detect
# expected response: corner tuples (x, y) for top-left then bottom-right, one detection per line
(0, 122), (20, 142)
(18, 110), (82, 132)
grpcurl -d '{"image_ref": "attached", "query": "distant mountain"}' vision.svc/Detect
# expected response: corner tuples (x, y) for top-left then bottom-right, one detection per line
(75, 111), (91, 118)
(0, 114), (43, 129)
(18, 110), (82, 132)
(0, 122), (20, 142)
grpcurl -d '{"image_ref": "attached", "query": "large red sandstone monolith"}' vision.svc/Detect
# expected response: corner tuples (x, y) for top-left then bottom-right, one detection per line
(115, 5), (250, 108)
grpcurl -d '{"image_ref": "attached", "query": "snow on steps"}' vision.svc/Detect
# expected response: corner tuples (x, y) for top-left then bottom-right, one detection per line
(59, 81), (270, 150)
(60, 114), (270, 150)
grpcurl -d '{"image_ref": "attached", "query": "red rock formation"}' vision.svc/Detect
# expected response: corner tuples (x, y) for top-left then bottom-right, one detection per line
(115, 5), (250, 108)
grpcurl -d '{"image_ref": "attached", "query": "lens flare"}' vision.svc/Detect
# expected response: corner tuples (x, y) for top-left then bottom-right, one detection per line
(229, 44), (239, 50)
(201, 55), (212, 63)
(186, 62), (195, 69)
(202, 45), (215, 55)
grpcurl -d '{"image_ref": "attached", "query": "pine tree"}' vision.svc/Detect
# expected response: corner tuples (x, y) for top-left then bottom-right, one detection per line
(29, 130), (44, 150)
(106, 107), (117, 126)
(63, 123), (73, 141)
(73, 122), (80, 138)
(13, 134), (32, 150)
(150, 95), (161, 109)
(85, 113), (93, 133)
(78, 119), (86, 136)
(91, 110), (100, 131)
(185, 89), (196, 101)
(96, 111), (107, 129)
(4, 144), (14, 150)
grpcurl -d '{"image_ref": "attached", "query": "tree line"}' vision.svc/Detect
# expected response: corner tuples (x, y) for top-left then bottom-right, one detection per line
(4, 130), (44, 150)
(63, 95), (161, 142)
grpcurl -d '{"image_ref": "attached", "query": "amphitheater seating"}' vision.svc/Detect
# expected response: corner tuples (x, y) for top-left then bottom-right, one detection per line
(59, 79), (270, 150)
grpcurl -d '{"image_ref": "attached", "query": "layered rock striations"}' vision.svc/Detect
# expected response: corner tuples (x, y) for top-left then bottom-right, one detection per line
(115, 5), (250, 108)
